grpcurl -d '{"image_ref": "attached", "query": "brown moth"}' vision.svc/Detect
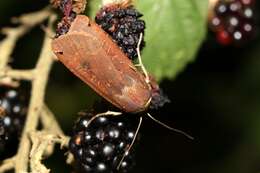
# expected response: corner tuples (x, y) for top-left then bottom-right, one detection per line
(52, 15), (152, 113)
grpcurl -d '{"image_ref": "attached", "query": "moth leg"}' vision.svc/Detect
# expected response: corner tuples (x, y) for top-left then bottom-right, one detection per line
(135, 33), (150, 84)
(84, 111), (122, 128)
(117, 116), (142, 170)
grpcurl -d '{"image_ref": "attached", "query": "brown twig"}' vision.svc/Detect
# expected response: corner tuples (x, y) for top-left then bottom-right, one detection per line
(0, 7), (70, 173)
(30, 132), (51, 173)
(0, 5), (72, 173)
(40, 104), (69, 156)
(0, 8), (51, 70)
(0, 8), (52, 88)
(14, 14), (56, 173)
(0, 157), (15, 173)
(0, 8), (54, 173)
(0, 69), (35, 81)
(29, 131), (69, 173)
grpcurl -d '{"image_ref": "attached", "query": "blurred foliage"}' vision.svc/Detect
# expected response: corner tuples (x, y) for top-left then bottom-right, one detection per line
(136, 0), (208, 80)
(0, 0), (260, 173)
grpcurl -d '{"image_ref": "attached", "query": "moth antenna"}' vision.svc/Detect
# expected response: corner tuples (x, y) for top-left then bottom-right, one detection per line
(146, 113), (194, 140)
(102, 0), (133, 7)
(117, 116), (143, 170)
(136, 33), (150, 84)
(121, 0), (134, 8)
(85, 111), (122, 127)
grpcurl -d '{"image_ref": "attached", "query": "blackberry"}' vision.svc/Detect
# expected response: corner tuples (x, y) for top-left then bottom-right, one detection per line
(69, 111), (139, 173)
(209, 0), (255, 45)
(0, 86), (28, 159)
(95, 4), (145, 60)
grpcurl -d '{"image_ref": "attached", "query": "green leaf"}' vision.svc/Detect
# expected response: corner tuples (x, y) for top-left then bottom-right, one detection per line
(87, 0), (208, 81)
(136, 0), (208, 80)
(86, 0), (101, 19)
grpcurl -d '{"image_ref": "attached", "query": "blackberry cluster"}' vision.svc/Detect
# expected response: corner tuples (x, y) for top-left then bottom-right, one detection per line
(95, 5), (145, 60)
(0, 86), (28, 158)
(209, 0), (255, 45)
(69, 111), (139, 173)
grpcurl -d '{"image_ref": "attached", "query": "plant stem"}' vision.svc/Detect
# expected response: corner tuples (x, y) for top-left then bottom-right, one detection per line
(15, 14), (56, 173)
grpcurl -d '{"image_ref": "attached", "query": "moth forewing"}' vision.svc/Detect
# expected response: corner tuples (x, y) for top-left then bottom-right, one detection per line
(52, 15), (152, 113)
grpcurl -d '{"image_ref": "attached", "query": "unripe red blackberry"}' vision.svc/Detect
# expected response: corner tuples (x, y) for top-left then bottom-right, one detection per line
(69, 111), (139, 173)
(209, 0), (255, 45)
(95, 2), (145, 60)
(0, 86), (28, 159)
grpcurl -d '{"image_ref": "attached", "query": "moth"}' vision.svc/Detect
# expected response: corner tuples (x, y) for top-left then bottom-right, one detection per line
(52, 15), (152, 113)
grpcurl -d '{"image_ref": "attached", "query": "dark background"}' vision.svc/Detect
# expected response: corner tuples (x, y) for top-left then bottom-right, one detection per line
(1, 0), (260, 173)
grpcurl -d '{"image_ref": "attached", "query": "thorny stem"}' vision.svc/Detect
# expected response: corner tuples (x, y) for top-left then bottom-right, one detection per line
(0, 8), (69, 173)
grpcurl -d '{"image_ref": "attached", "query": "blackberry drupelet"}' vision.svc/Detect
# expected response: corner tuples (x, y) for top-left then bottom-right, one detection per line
(69, 111), (139, 173)
(0, 86), (28, 158)
(209, 0), (255, 45)
(95, 4), (145, 60)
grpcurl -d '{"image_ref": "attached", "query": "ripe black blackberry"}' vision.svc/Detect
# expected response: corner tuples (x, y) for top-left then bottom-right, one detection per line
(95, 3), (145, 60)
(209, 0), (255, 45)
(0, 86), (28, 159)
(69, 111), (139, 173)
